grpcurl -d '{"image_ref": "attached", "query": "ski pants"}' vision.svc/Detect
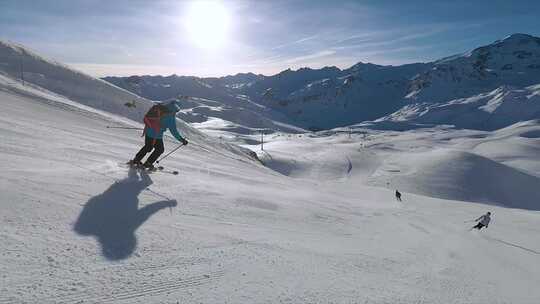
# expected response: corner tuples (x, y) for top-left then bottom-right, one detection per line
(134, 136), (164, 165)
(473, 223), (486, 230)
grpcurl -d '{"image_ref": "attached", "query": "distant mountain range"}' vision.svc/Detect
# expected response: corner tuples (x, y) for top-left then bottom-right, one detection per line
(103, 33), (540, 131)
(1, 33), (539, 133)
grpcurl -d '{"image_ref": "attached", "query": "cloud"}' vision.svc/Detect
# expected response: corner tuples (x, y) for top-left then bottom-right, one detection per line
(68, 63), (182, 77)
(333, 22), (485, 51)
(333, 29), (391, 45)
(285, 50), (336, 64)
(353, 45), (437, 60)
(270, 34), (319, 51)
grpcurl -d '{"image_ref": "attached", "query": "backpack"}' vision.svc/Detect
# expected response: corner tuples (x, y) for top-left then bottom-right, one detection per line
(142, 104), (170, 136)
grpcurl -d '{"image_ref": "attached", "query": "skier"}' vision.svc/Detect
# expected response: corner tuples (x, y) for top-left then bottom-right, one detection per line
(129, 100), (188, 170)
(471, 212), (491, 230)
(395, 190), (402, 202)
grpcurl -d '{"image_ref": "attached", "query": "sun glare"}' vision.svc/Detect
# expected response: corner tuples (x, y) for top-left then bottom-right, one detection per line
(184, 1), (231, 50)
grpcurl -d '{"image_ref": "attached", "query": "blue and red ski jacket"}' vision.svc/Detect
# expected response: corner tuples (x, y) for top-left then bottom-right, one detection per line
(143, 103), (184, 141)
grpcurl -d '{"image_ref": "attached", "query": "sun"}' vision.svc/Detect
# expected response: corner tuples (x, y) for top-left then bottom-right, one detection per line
(183, 1), (231, 50)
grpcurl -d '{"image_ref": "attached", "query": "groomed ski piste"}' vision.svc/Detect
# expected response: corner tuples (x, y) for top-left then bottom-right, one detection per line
(1, 41), (540, 304)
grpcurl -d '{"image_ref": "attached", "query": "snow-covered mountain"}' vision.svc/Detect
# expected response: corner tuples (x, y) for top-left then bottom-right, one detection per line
(267, 63), (430, 130)
(407, 33), (540, 103)
(103, 74), (241, 104)
(0, 40), (149, 122)
(104, 33), (540, 131)
(366, 84), (540, 131)
(104, 64), (429, 130)
(263, 33), (540, 130)
(174, 95), (305, 143)
(104, 73), (305, 136)
(204, 72), (264, 90)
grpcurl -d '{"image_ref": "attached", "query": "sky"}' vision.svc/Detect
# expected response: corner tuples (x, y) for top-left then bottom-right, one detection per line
(1, 0), (540, 78)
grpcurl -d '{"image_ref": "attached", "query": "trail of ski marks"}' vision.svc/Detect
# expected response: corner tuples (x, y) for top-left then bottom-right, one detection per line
(2, 254), (217, 304)
(18, 270), (225, 304)
(0, 297), (17, 304)
(482, 235), (540, 255)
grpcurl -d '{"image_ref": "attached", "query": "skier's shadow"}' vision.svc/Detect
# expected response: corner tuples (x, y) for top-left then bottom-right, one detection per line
(74, 168), (177, 260)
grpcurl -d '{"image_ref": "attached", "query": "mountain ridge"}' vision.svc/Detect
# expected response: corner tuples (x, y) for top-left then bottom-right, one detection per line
(101, 33), (540, 130)
(2, 33), (539, 131)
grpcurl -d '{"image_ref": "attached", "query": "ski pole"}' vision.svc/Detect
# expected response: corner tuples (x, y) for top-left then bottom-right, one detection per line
(106, 126), (143, 130)
(156, 143), (185, 164)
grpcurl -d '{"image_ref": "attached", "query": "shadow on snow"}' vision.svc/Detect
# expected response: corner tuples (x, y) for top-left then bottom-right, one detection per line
(73, 168), (176, 260)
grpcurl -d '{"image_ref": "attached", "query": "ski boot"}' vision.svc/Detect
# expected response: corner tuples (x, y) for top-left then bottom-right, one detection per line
(127, 160), (143, 168)
(142, 162), (157, 172)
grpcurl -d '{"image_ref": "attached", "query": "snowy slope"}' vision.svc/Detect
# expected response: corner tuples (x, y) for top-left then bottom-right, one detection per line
(254, 122), (540, 210)
(3, 65), (540, 304)
(175, 96), (305, 137)
(408, 34), (540, 103)
(0, 40), (258, 160)
(270, 63), (429, 129)
(104, 74), (304, 135)
(2, 38), (540, 304)
(103, 62), (431, 130)
(367, 84), (540, 130)
(0, 40), (149, 122)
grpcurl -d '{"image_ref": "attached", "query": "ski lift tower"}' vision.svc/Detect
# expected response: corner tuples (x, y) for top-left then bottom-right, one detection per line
(260, 129), (264, 151)
(260, 128), (271, 151)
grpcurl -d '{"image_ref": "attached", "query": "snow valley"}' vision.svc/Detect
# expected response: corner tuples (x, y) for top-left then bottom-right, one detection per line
(1, 33), (540, 304)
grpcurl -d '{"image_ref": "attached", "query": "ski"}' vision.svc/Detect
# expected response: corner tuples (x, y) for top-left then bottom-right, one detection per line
(155, 167), (180, 175)
(148, 166), (179, 175)
(121, 162), (179, 175)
